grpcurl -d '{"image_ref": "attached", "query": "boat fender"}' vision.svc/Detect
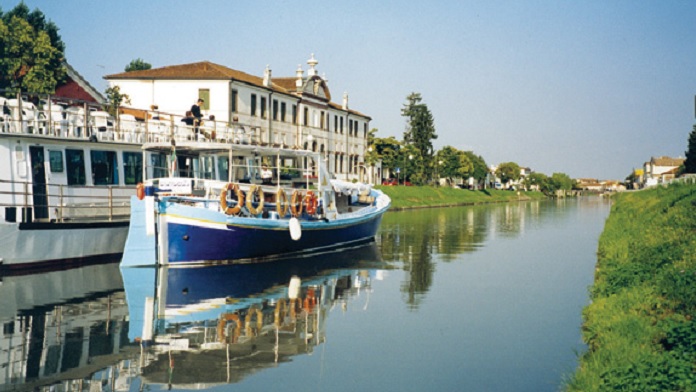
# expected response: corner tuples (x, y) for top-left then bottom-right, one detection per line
(288, 276), (301, 299)
(136, 183), (145, 200)
(289, 217), (302, 241)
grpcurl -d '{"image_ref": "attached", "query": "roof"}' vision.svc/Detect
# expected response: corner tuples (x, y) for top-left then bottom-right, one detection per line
(105, 61), (370, 119)
(650, 156), (685, 167)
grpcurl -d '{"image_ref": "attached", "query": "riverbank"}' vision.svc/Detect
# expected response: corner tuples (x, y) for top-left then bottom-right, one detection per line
(376, 186), (546, 210)
(566, 182), (696, 390)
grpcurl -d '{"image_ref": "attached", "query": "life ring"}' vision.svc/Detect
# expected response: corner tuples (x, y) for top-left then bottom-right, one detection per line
(220, 183), (245, 215)
(246, 185), (265, 215)
(304, 191), (318, 215)
(276, 188), (289, 217)
(290, 190), (304, 217)
(136, 183), (145, 200)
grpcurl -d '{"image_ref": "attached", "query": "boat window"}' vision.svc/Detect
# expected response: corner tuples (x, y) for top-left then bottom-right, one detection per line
(48, 150), (63, 173)
(217, 156), (229, 181)
(151, 153), (167, 179)
(123, 152), (143, 185)
(91, 150), (119, 185)
(200, 156), (214, 179)
(65, 149), (86, 185)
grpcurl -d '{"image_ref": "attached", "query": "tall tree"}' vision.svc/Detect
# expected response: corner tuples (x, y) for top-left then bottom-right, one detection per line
(125, 58), (152, 72)
(462, 151), (488, 185)
(0, 3), (65, 93)
(684, 124), (696, 173)
(401, 92), (437, 180)
(496, 162), (521, 186)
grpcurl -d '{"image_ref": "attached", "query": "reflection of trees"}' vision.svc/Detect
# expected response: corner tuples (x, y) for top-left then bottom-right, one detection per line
(377, 201), (547, 308)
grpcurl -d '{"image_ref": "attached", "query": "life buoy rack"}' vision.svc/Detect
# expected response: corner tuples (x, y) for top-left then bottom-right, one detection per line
(276, 188), (289, 217)
(220, 183), (245, 215)
(136, 183), (145, 200)
(246, 185), (265, 215)
(290, 190), (304, 217)
(304, 191), (318, 215)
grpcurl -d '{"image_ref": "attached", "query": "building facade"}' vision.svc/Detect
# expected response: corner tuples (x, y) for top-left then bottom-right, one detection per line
(104, 55), (372, 182)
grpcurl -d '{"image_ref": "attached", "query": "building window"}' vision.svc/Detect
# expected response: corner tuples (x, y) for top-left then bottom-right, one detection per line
(281, 102), (287, 122)
(320, 111), (325, 129)
(340, 117), (344, 134)
(65, 149), (86, 185)
(273, 99), (279, 121)
(303, 107), (309, 126)
(260, 96), (267, 119)
(292, 105), (297, 124)
(251, 94), (257, 116)
(123, 151), (142, 185)
(231, 89), (238, 113)
(198, 89), (210, 110)
(334, 115), (338, 133)
(364, 123), (368, 138)
(91, 150), (119, 185)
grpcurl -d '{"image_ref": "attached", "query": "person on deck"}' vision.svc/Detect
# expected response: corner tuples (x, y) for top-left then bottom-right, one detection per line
(190, 99), (204, 134)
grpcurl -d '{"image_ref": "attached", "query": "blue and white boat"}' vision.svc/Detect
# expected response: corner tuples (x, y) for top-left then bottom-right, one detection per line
(121, 140), (390, 266)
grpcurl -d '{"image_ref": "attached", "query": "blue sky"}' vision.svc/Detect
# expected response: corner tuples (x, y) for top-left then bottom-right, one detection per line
(8, 1), (696, 179)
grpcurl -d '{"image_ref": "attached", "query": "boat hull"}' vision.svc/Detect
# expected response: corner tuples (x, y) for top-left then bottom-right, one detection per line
(0, 221), (128, 273)
(123, 196), (388, 265)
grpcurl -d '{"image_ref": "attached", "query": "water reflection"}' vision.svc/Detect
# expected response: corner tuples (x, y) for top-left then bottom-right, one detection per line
(0, 263), (132, 392)
(0, 244), (385, 391)
(377, 199), (605, 309)
(123, 244), (385, 388)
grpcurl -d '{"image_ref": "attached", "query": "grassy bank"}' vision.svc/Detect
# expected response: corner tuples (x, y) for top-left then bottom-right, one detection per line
(376, 186), (546, 210)
(566, 183), (696, 391)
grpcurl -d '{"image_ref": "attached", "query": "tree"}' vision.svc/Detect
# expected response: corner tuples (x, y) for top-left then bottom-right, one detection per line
(0, 4), (65, 93)
(462, 151), (488, 186)
(372, 136), (402, 177)
(402, 92), (437, 180)
(684, 124), (696, 173)
(125, 58), (152, 72)
(104, 85), (131, 118)
(496, 162), (521, 186)
(524, 172), (549, 192)
(435, 146), (474, 186)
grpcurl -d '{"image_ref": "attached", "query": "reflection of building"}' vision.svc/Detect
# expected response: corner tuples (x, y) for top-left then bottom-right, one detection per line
(0, 264), (135, 391)
(105, 54), (372, 182)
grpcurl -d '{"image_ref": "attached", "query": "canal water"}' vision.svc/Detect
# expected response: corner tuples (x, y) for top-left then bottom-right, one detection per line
(0, 197), (611, 391)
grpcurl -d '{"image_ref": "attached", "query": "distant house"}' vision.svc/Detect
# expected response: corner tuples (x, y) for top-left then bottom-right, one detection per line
(104, 56), (375, 182)
(54, 62), (105, 104)
(642, 156), (684, 186)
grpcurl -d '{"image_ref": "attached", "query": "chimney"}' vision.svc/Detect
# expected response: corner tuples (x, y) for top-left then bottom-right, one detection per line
(295, 65), (304, 88)
(307, 53), (318, 77)
(263, 65), (272, 87)
(342, 92), (349, 110)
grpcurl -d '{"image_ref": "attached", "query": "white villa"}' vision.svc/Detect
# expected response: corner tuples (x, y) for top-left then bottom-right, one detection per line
(105, 55), (379, 183)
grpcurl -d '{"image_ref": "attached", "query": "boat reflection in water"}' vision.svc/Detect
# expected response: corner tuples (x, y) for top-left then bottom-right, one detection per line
(0, 263), (136, 392)
(122, 242), (384, 389)
(0, 244), (383, 391)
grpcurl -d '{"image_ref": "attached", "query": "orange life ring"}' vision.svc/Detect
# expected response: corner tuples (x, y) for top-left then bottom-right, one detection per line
(220, 183), (244, 215)
(136, 183), (145, 200)
(276, 188), (289, 217)
(290, 190), (304, 217)
(304, 191), (318, 215)
(246, 185), (265, 215)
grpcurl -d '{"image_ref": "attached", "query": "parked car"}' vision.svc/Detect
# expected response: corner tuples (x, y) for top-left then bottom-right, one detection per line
(382, 178), (398, 186)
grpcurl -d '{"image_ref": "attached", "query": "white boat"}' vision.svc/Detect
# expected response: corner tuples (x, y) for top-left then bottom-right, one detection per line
(0, 91), (220, 271)
(121, 138), (390, 266)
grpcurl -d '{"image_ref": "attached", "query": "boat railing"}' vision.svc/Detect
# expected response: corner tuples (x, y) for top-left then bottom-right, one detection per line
(0, 179), (132, 223)
(1, 92), (267, 147)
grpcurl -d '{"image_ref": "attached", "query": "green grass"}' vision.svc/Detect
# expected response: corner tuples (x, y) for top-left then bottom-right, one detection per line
(376, 185), (546, 210)
(565, 182), (696, 391)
